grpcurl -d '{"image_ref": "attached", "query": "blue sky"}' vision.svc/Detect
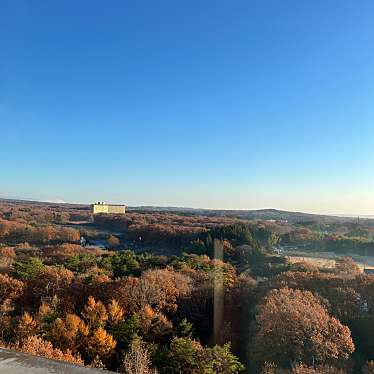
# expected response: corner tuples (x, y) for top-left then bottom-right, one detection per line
(1, 0), (374, 213)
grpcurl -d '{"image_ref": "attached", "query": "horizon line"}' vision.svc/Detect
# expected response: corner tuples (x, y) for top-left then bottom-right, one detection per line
(0, 195), (373, 218)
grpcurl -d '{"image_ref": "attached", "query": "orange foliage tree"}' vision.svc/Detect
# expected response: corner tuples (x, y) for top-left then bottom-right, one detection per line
(12, 335), (83, 365)
(0, 274), (24, 305)
(15, 312), (39, 342)
(50, 313), (89, 353)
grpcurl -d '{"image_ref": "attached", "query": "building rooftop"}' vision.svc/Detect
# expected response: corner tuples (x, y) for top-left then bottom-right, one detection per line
(92, 202), (126, 206)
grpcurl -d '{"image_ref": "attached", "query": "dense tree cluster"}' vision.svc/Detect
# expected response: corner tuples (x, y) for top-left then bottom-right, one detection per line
(0, 218), (80, 245)
(282, 228), (374, 256)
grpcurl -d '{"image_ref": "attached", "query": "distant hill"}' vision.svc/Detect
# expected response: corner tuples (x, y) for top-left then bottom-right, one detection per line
(1, 198), (371, 225)
(128, 206), (370, 224)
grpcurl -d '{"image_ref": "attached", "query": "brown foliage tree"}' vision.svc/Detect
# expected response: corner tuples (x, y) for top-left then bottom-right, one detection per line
(0, 247), (16, 270)
(260, 362), (278, 374)
(251, 287), (355, 368)
(0, 299), (14, 341)
(21, 266), (74, 309)
(139, 304), (173, 340)
(133, 268), (191, 313)
(363, 361), (374, 374)
(110, 268), (191, 316)
(262, 271), (363, 322)
(291, 363), (347, 373)
(334, 257), (361, 276)
(0, 274), (24, 304)
(107, 235), (120, 248)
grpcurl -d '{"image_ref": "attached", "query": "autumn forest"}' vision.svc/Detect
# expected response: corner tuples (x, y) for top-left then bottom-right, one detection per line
(0, 199), (373, 373)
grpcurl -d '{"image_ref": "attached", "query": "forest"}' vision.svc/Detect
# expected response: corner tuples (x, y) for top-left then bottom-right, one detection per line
(0, 199), (373, 373)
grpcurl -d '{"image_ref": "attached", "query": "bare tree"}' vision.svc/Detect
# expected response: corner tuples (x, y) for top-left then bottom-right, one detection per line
(122, 336), (157, 374)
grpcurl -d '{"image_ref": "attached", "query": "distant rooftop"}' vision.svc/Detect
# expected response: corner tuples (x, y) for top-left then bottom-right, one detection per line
(92, 202), (126, 206)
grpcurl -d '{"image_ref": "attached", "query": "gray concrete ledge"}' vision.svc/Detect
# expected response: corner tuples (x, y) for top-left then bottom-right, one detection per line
(0, 348), (114, 373)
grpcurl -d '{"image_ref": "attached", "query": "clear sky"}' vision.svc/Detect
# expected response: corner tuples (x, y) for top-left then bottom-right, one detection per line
(1, 0), (374, 214)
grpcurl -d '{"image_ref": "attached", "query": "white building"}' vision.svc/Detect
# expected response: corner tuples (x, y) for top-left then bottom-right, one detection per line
(91, 202), (126, 215)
